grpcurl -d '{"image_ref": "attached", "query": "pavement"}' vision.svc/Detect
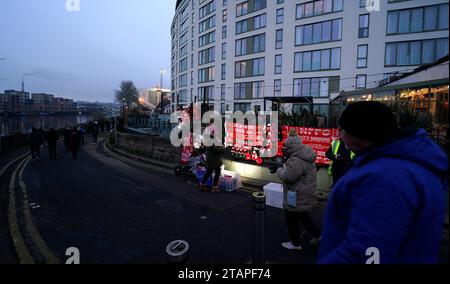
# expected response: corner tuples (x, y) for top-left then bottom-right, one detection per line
(5, 139), (323, 264)
(1, 137), (448, 264)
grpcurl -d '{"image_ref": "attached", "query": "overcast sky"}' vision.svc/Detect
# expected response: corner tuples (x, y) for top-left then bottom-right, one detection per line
(0, 0), (176, 103)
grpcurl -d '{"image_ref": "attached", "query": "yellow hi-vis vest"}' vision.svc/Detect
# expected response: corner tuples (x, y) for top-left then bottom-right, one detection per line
(328, 141), (356, 176)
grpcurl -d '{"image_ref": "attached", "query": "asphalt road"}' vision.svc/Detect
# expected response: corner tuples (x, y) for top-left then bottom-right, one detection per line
(16, 140), (322, 264)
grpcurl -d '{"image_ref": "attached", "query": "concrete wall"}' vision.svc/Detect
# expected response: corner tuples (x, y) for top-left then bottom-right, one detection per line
(114, 132), (180, 163)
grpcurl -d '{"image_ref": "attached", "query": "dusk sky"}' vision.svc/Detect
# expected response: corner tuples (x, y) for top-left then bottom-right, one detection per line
(0, 0), (176, 103)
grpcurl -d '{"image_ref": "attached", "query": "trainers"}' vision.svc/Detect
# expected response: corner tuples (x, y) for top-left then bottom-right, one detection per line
(310, 236), (321, 245)
(281, 242), (302, 251)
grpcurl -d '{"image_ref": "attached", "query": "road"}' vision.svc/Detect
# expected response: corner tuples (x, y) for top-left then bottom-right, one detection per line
(0, 139), (323, 264)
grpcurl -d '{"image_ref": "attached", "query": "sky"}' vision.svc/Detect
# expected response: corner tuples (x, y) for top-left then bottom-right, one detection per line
(0, 0), (176, 103)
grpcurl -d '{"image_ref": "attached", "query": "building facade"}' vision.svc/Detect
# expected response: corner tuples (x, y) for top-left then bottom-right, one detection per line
(171, 0), (449, 122)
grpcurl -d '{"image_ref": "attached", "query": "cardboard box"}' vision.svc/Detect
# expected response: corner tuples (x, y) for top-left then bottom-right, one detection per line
(263, 183), (284, 209)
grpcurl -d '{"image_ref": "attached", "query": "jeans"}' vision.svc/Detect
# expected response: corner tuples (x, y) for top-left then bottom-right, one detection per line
(202, 167), (221, 187)
(285, 210), (321, 247)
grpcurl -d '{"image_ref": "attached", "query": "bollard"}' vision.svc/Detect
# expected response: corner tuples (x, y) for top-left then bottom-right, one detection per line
(166, 240), (190, 264)
(251, 192), (266, 265)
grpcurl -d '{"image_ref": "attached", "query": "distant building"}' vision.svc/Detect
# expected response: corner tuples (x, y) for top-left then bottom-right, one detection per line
(1, 90), (32, 113)
(31, 93), (55, 112)
(138, 88), (172, 113)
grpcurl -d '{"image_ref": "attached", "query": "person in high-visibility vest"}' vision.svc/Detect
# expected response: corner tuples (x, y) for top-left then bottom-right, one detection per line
(325, 138), (354, 185)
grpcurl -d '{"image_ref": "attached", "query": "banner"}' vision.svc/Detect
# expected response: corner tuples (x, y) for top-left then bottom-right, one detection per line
(283, 126), (340, 165)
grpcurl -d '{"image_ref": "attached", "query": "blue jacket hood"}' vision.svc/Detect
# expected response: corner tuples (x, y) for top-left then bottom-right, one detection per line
(354, 128), (448, 178)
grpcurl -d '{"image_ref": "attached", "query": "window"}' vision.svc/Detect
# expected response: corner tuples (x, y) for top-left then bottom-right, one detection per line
(359, 14), (370, 38)
(275, 29), (283, 49)
(222, 26), (227, 39)
(180, 44), (188, 57)
(236, 13), (266, 35)
(222, 9), (228, 22)
(235, 33), (266, 56)
(221, 84), (226, 100)
(198, 46), (215, 65)
(199, 15), (216, 33)
(275, 55), (282, 74)
(234, 81), (265, 99)
(234, 57), (265, 78)
(199, 1), (216, 19)
(180, 57), (188, 72)
(357, 45), (368, 68)
(293, 76), (340, 97)
(236, 0), (267, 17)
(387, 4), (449, 35)
(199, 31), (215, 47)
(179, 74), (188, 87)
(276, 8), (284, 24)
(198, 86), (215, 102)
(294, 48), (341, 72)
(356, 75), (367, 89)
(221, 63), (226, 80)
(198, 66), (215, 83)
(222, 43), (227, 59)
(295, 18), (342, 45)
(296, 0), (342, 19)
(223, 0), (227, 7)
(385, 38), (449, 66)
(179, 89), (188, 103)
(274, 79), (281, 97)
(234, 103), (251, 112)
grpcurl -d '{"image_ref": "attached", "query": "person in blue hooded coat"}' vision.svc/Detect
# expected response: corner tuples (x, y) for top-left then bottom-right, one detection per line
(318, 102), (448, 264)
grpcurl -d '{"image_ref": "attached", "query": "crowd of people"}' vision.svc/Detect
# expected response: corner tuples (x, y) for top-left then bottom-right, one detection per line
(27, 119), (115, 161)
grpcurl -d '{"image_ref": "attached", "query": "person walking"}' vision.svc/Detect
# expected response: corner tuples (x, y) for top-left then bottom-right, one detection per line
(78, 127), (85, 145)
(28, 128), (43, 161)
(277, 129), (321, 251)
(318, 102), (448, 264)
(68, 127), (81, 160)
(46, 128), (59, 160)
(200, 127), (224, 193)
(325, 137), (354, 185)
(92, 122), (99, 144)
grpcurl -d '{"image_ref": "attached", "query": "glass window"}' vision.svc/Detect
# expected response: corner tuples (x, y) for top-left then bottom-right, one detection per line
(436, 38), (449, 60)
(302, 79), (311, 96)
(322, 20), (331, 42)
(312, 51), (321, 71)
(396, 42), (409, 65)
(421, 40), (435, 64)
(357, 45), (368, 68)
(303, 52), (312, 71)
(323, 0), (332, 13)
(314, 0), (323, 15)
(304, 2), (314, 18)
(333, 0), (343, 12)
(313, 23), (322, 43)
(296, 4), (305, 19)
(356, 75), (367, 89)
(410, 41), (421, 65)
(275, 55), (282, 74)
(439, 4), (449, 30)
(410, 8), (423, 32)
(276, 8), (284, 24)
(359, 14), (369, 38)
(331, 19), (342, 41)
(330, 48), (340, 69)
(424, 6), (438, 31)
(398, 10), (410, 33)
(385, 43), (396, 66)
(311, 78), (320, 97)
(294, 53), (303, 72)
(295, 26), (304, 45)
(276, 29), (283, 49)
(320, 78), (329, 97)
(321, 49), (330, 69)
(387, 12), (398, 34)
(304, 25), (312, 45)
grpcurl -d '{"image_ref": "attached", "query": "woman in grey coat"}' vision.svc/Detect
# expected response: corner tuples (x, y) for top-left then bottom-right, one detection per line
(277, 129), (321, 251)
